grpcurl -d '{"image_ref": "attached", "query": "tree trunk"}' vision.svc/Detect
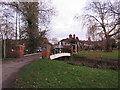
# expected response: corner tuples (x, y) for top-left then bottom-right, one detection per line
(104, 36), (112, 52)
(27, 19), (39, 54)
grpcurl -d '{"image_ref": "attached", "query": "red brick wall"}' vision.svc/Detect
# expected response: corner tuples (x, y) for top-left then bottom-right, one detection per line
(42, 45), (51, 59)
(7, 45), (25, 58)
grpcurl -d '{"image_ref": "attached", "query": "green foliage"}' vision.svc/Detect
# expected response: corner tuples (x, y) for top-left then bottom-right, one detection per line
(82, 61), (88, 66)
(24, 2), (40, 53)
(73, 50), (119, 60)
(15, 59), (118, 88)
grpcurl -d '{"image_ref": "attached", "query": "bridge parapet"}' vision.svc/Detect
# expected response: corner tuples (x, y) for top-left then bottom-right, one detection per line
(50, 45), (73, 55)
(50, 53), (71, 60)
(42, 44), (73, 59)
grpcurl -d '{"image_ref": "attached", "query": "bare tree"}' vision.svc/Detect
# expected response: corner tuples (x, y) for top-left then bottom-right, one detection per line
(81, 0), (120, 52)
(86, 21), (104, 41)
(0, 7), (15, 39)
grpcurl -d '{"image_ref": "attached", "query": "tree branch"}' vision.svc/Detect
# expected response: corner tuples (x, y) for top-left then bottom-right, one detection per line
(108, 23), (118, 34)
(109, 29), (120, 37)
(40, 8), (53, 12)
(85, 14), (102, 26)
(0, 2), (25, 15)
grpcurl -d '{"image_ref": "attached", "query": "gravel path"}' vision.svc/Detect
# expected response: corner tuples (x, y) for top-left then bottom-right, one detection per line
(1, 53), (41, 88)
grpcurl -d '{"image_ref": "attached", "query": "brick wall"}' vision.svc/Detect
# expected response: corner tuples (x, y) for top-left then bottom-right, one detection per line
(6, 45), (25, 58)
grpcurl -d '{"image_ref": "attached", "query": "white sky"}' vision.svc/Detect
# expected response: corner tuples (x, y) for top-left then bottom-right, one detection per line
(0, 0), (89, 41)
(49, 0), (88, 41)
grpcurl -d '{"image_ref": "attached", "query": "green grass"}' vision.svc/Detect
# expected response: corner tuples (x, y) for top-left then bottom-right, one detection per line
(1, 58), (15, 61)
(15, 59), (118, 88)
(73, 50), (119, 60)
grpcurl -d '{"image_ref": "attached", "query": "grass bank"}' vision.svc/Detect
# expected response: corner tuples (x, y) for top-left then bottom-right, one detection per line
(1, 58), (15, 61)
(73, 50), (119, 60)
(15, 59), (118, 88)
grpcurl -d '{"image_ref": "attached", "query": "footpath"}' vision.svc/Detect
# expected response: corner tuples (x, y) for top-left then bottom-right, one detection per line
(1, 53), (41, 88)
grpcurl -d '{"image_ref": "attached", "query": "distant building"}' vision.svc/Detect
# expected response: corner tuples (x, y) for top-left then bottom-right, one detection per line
(59, 34), (81, 53)
(80, 39), (103, 50)
(59, 34), (104, 51)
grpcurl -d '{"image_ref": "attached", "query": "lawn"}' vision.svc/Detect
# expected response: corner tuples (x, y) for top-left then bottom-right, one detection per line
(15, 59), (118, 88)
(1, 58), (15, 61)
(73, 50), (119, 60)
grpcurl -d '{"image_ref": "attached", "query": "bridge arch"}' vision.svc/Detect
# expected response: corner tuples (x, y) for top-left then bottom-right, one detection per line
(50, 53), (71, 60)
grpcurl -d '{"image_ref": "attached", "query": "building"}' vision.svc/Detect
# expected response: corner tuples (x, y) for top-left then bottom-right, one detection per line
(80, 40), (103, 50)
(59, 34), (81, 53)
(59, 34), (104, 52)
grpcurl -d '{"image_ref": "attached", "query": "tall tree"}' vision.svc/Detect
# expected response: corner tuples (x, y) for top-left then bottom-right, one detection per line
(81, 0), (120, 52)
(1, 1), (55, 53)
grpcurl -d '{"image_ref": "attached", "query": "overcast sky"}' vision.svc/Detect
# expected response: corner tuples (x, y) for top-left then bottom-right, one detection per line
(0, 0), (88, 41)
(49, 0), (88, 41)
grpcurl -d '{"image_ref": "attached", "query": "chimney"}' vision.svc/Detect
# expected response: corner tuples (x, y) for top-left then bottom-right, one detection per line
(88, 37), (91, 41)
(69, 34), (72, 39)
(73, 34), (75, 39)
(76, 37), (79, 40)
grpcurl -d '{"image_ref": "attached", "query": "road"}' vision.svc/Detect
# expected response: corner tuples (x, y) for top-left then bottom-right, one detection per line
(1, 53), (41, 88)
